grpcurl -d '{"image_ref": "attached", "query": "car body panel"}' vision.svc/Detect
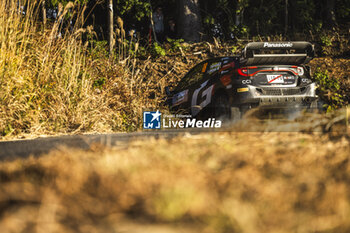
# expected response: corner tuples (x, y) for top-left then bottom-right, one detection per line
(167, 42), (318, 118)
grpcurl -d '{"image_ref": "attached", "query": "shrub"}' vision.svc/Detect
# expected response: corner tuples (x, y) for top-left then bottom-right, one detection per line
(313, 68), (345, 111)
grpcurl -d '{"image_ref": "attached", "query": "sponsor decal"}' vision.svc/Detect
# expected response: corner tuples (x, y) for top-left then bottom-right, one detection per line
(267, 74), (284, 84)
(144, 111), (222, 129)
(284, 76), (295, 80)
(208, 62), (221, 74)
(222, 57), (230, 64)
(202, 63), (208, 73)
(191, 81), (214, 116)
(143, 111), (161, 129)
(172, 89), (189, 106)
(237, 87), (249, 93)
(263, 42), (293, 48)
(219, 62), (235, 73)
(242, 79), (252, 84)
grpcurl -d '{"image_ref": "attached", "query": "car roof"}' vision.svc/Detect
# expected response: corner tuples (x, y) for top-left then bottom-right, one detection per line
(202, 56), (239, 63)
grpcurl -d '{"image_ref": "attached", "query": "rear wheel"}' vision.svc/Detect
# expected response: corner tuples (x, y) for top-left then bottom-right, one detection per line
(231, 107), (241, 122)
(213, 94), (231, 120)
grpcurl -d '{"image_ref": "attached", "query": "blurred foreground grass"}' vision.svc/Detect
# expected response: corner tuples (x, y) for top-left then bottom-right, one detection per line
(0, 131), (350, 233)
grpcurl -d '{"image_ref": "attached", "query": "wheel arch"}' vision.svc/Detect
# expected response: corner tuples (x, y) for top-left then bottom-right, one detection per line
(212, 87), (231, 105)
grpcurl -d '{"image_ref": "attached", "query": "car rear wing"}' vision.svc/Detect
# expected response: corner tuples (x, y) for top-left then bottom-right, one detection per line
(241, 41), (315, 66)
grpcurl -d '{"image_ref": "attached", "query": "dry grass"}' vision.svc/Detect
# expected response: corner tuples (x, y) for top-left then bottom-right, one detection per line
(0, 0), (165, 139)
(0, 131), (349, 233)
(0, 0), (349, 140)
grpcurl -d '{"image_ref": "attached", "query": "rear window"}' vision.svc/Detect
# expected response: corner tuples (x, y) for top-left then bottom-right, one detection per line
(175, 62), (206, 91)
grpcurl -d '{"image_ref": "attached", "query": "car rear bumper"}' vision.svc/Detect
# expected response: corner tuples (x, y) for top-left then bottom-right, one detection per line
(235, 83), (318, 108)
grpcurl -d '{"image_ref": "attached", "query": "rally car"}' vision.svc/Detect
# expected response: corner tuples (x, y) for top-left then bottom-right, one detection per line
(166, 41), (319, 120)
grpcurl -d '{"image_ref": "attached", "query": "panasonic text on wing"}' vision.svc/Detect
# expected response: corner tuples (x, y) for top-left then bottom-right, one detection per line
(263, 42), (293, 48)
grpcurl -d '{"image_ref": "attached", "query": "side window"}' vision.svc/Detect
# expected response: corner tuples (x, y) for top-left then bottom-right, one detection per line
(205, 57), (237, 76)
(206, 60), (222, 75)
(175, 62), (207, 91)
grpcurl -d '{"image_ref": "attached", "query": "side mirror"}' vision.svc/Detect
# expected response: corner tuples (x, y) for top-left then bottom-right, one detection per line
(165, 86), (171, 96)
(305, 65), (311, 74)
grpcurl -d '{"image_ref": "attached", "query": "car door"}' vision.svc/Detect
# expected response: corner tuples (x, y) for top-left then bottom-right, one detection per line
(190, 60), (222, 116)
(171, 62), (207, 112)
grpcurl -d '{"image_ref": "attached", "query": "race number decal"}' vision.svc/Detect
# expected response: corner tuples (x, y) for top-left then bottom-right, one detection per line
(191, 81), (214, 116)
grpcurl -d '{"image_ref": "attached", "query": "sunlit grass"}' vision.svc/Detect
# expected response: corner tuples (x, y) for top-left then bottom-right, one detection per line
(0, 0), (164, 138)
(0, 132), (349, 232)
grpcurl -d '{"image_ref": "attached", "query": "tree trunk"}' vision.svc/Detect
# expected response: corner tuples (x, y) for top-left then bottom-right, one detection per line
(289, 0), (295, 33)
(284, 0), (288, 35)
(108, 0), (114, 56)
(325, 0), (336, 28)
(178, 0), (203, 42)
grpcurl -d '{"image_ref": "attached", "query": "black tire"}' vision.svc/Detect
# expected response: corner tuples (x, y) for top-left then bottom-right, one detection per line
(213, 94), (231, 120)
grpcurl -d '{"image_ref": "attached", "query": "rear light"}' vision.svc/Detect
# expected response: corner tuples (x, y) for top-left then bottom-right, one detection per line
(237, 67), (298, 76)
(237, 68), (249, 77)
(297, 67), (304, 76)
(237, 67), (257, 77)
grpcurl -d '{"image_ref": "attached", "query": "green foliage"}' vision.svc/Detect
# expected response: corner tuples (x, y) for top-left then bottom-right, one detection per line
(236, 0), (249, 13)
(229, 25), (249, 38)
(231, 45), (239, 53)
(116, 0), (151, 21)
(313, 69), (344, 111)
(201, 0), (237, 39)
(47, 0), (88, 7)
(320, 35), (333, 47)
(335, 0), (350, 24)
(93, 77), (106, 89)
(166, 38), (184, 52)
(293, 0), (316, 32)
(319, 34), (334, 56)
(199, 0), (349, 39)
(134, 43), (148, 58)
(1, 124), (14, 137)
(151, 42), (166, 57)
(88, 40), (108, 59)
(310, 22), (323, 34)
(203, 15), (215, 25)
(43, 0), (349, 43)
